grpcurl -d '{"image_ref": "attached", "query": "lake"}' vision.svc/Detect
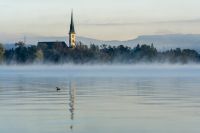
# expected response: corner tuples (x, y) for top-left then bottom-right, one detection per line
(0, 65), (200, 133)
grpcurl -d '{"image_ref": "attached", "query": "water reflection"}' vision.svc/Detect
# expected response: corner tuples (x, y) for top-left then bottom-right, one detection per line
(69, 81), (76, 131)
(1, 66), (200, 133)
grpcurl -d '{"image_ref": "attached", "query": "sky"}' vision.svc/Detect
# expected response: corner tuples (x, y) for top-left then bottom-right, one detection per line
(1, 0), (200, 40)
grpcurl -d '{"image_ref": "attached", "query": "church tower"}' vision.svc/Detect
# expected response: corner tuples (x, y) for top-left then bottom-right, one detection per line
(69, 11), (76, 48)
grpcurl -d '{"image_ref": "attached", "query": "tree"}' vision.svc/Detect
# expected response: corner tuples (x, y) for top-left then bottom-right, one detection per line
(14, 45), (28, 63)
(15, 41), (25, 47)
(2, 42), (200, 64)
(0, 43), (4, 63)
(35, 49), (44, 62)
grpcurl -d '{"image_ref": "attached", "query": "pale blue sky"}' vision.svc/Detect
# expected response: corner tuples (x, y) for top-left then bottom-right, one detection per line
(1, 0), (200, 40)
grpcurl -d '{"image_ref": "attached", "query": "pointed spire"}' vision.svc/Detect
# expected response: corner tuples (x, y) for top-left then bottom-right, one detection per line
(69, 10), (75, 33)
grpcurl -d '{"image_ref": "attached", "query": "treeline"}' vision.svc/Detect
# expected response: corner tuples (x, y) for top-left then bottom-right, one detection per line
(0, 42), (199, 64)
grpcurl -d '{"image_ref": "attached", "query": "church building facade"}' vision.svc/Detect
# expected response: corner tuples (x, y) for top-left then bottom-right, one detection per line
(37, 11), (76, 48)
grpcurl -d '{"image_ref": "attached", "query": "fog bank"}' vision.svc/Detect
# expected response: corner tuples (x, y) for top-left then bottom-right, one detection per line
(1, 64), (200, 78)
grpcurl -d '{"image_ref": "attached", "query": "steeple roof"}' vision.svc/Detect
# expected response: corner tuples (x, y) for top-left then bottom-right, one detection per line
(69, 11), (75, 33)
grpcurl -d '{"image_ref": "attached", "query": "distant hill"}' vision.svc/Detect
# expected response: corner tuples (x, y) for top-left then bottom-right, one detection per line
(2, 34), (200, 51)
(79, 34), (200, 51)
(130, 34), (200, 51)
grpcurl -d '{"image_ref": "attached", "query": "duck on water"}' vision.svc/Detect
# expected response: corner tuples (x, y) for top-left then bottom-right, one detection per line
(56, 87), (61, 91)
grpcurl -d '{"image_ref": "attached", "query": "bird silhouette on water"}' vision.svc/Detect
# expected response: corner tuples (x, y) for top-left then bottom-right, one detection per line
(56, 87), (61, 91)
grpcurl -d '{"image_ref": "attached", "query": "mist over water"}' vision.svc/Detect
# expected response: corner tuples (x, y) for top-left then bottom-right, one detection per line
(1, 64), (200, 77)
(1, 64), (200, 133)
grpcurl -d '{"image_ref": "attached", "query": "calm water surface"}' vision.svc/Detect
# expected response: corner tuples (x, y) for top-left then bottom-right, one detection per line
(0, 65), (200, 133)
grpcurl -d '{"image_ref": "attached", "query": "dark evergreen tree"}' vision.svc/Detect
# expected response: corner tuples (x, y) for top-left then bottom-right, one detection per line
(2, 42), (200, 64)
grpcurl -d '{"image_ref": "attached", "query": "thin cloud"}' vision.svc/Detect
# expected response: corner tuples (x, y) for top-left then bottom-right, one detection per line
(155, 19), (200, 24)
(79, 18), (200, 26)
(79, 22), (150, 26)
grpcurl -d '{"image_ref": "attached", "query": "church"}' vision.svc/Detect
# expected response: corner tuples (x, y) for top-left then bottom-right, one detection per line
(37, 11), (76, 49)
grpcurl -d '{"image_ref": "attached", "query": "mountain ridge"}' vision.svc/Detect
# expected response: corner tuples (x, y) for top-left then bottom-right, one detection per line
(2, 34), (200, 51)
